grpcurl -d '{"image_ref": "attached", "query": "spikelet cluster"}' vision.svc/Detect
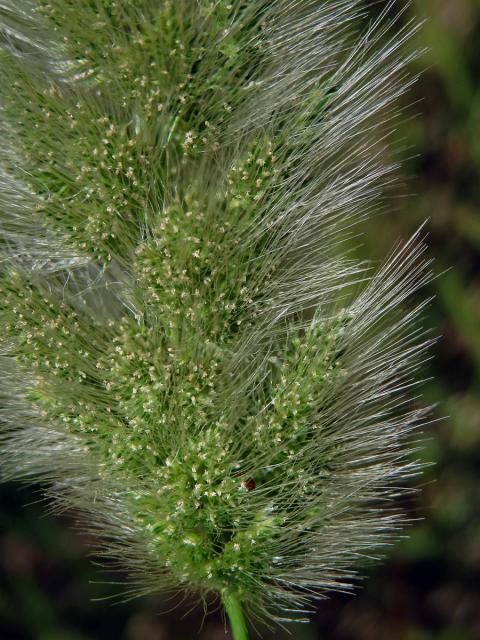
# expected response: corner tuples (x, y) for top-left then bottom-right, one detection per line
(0, 0), (432, 624)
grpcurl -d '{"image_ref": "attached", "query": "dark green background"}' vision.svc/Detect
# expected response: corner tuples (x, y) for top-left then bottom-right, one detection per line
(1, 1), (479, 638)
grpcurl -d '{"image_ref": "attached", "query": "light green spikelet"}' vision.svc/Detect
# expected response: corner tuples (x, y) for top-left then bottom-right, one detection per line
(0, 0), (432, 632)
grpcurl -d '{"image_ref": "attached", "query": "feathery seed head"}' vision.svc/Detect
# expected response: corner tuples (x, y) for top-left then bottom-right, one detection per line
(0, 0), (432, 627)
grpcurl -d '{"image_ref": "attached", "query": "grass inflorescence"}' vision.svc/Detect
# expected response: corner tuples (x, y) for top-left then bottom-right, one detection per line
(0, 0), (432, 630)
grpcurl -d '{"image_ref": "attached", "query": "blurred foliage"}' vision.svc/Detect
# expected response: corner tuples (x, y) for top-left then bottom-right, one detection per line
(1, 1), (479, 638)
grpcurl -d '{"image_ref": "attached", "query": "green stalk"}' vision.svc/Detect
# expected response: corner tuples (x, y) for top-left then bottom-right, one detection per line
(224, 593), (249, 640)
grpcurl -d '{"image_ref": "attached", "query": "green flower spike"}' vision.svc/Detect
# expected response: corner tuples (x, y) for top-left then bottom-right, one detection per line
(0, 1), (432, 637)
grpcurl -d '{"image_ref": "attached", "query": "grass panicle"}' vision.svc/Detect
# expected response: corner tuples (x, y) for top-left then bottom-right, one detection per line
(0, 0), (431, 630)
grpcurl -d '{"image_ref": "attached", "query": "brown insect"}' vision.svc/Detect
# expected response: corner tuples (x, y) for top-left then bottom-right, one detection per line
(233, 469), (256, 491)
(241, 477), (256, 491)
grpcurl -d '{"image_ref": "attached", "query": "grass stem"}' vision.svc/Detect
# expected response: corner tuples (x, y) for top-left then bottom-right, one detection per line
(224, 593), (249, 640)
